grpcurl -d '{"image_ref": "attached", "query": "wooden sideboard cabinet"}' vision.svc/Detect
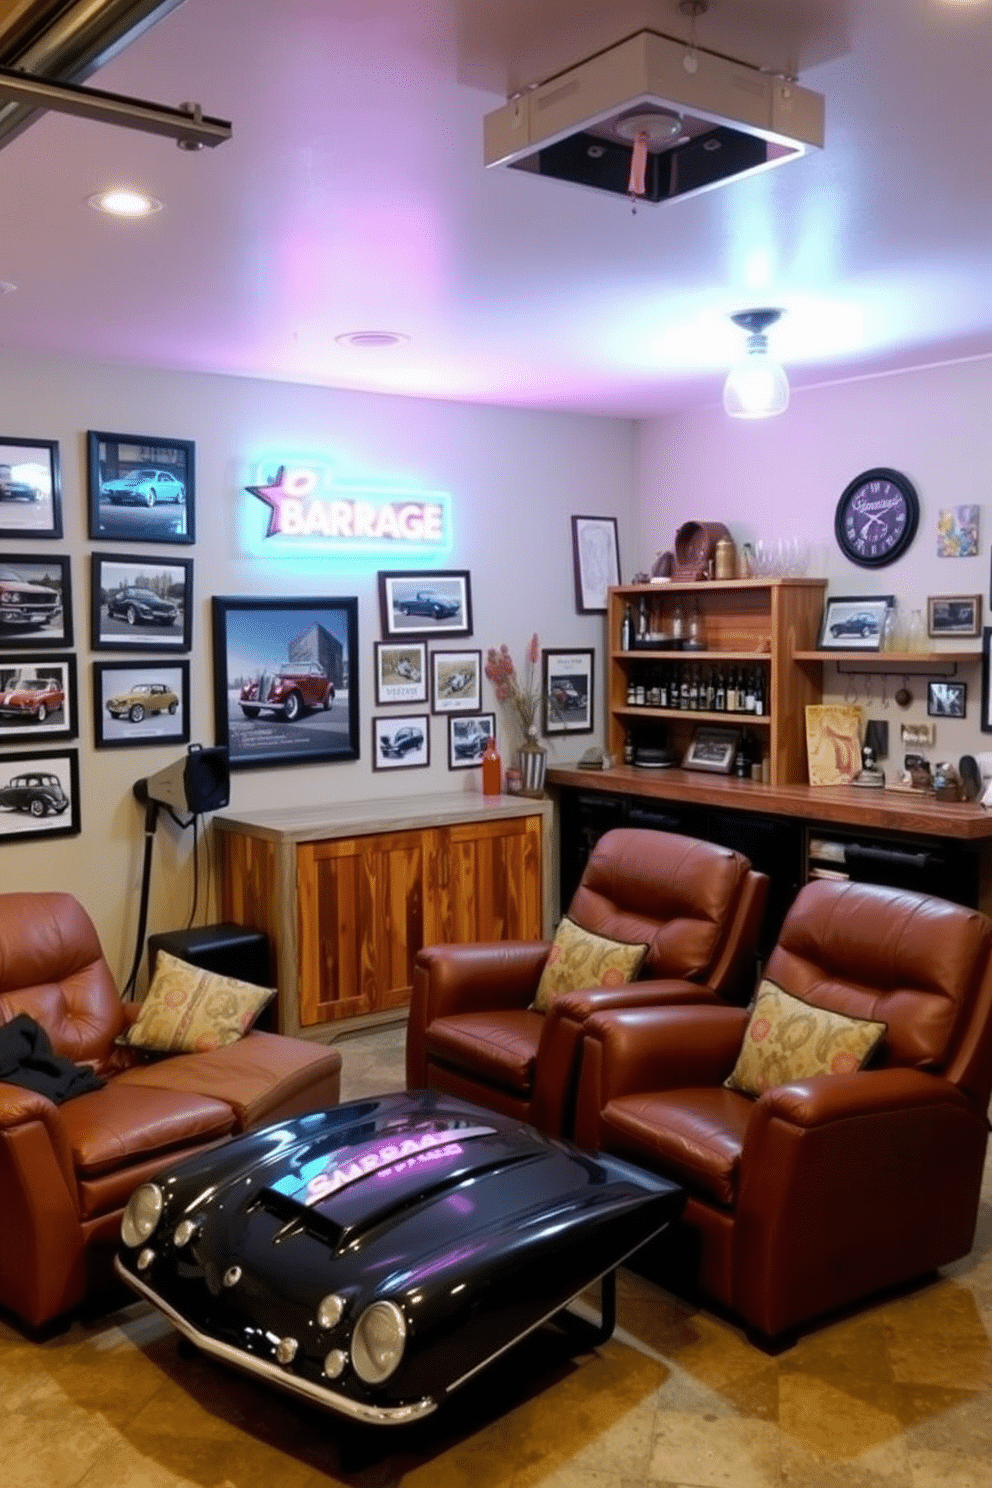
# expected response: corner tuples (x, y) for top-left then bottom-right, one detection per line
(215, 795), (553, 1036)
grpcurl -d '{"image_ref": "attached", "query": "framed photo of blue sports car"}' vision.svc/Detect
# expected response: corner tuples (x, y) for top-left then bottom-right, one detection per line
(378, 569), (472, 640)
(87, 431), (195, 546)
(91, 553), (193, 652)
(0, 438), (62, 540)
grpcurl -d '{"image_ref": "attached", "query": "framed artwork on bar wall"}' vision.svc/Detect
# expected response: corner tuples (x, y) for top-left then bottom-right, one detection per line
(93, 659), (190, 749)
(378, 570), (472, 640)
(0, 747), (80, 843)
(91, 552), (193, 652)
(373, 714), (429, 770)
(0, 553), (72, 649)
(431, 649), (482, 713)
(87, 430), (195, 545)
(0, 653), (77, 744)
(212, 595), (359, 770)
(374, 641), (427, 705)
(927, 594), (981, 638)
(0, 438), (62, 539)
(980, 627), (992, 734)
(542, 647), (594, 734)
(571, 515), (620, 613)
(817, 595), (893, 651)
(448, 713), (496, 769)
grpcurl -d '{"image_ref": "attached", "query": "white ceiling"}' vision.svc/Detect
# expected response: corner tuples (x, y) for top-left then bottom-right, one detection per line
(0, 0), (990, 418)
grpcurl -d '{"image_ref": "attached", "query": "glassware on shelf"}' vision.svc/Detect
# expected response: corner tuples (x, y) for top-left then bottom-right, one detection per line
(880, 604), (898, 652)
(906, 608), (926, 653)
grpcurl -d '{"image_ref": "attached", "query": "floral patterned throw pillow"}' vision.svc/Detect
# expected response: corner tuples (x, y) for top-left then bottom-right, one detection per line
(532, 917), (648, 1013)
(120, 950), (276, 1055)
(724, 979), (886, 1097)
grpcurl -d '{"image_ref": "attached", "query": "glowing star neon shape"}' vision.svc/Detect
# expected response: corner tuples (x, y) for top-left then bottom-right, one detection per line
(246, 464), (450, 553)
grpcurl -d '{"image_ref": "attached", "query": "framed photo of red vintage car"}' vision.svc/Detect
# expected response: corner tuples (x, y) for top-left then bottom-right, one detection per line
(0, 438), (62, 540)
(93, 659), (190, 749)
(212, 596), (359, 770)
(0, 747), (80, 844)
(0, 653), (77, 744)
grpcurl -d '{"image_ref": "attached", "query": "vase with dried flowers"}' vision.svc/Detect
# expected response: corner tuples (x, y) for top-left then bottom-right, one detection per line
(485, 634), (548, 797)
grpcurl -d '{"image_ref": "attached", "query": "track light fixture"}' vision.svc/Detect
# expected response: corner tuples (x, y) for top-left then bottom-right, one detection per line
(723, 308), (790, 419)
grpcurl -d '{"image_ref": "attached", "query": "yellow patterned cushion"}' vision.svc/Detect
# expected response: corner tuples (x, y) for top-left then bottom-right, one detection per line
(725, 979), (886, 1097)
(532, 917), (648, 1013)
(121, 950), (276, 1055)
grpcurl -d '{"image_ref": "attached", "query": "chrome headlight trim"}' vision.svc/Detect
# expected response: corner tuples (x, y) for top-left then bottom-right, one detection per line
(351, 1300), (407, 1385)
(121, 1183), (163, 1248)
(316, 1293), (346, 1330)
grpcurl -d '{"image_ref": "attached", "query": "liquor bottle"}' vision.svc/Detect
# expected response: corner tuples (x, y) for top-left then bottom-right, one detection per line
(637, 596), (648, 640)
(680, 668), (690, 710)
(714, 668), (725, 712)
(659, 668), (669, 710)
(704, 667), (715, 712)
(754, 671), (765, 716)
(745, 671), (756, 714)
(482, 738), (501, 796)
(621, 603), (634, 651)
(689, 668), (699, 710)
(627, 678), (636, 705)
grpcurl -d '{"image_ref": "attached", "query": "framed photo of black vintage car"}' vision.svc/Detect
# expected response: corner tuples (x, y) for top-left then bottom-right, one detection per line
(448, 713), (496, 770)
(93, 659), (190, 749)
(0, 653), (77, 744)
(542, 647), (594, 734)
(927, 594), (981, 639)
(373, 713), (429, 770)
(0, 553), (72, 649)
(91, 553), (193, 653)
(374, 641), (427, 706)
(431, 649), (481, 713)
(378, 570), (472, 640)
(683, 726), (740, 774)
(818, 594), (893, 651)
(87, 431), (195, 545)
(212, 596), (359, 771)
(0, 438), (62, 540)
(0, 746), (80, 843)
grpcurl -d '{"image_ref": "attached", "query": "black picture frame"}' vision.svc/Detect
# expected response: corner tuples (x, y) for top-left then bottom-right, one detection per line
(683, 726), (740, 774)
(0, 746), (80, 843)
(0, 653), (77, 744)
(372, 713), (430, 770)
(983, 628), (992, 734)
(571, 515), (620, 613)
(431, 649), (482, 713)
(0, 438), (62, 539)
(448, 713), (496, 770)
(378, 570), (472, 640)
(542, 647), (594, 734)
(373, 641), (427, 706)
(87, 430), (195, 545)
(212, 595), (359, 771)
(818, 595), (894, 651)
(0, 553), (72, 649)
(91, 552), (193, 652)
(93, 660), (191, 749)
(927, 679), (967, 719)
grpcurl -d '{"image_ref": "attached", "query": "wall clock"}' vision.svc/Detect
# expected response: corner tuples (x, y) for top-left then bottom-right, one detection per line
(835, 467), (919, 568)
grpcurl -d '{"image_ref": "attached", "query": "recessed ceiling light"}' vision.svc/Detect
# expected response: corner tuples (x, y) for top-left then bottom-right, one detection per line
(334, 331), (409, 349)
(87, 189), (162, 218)
(0, 281), (17, 295)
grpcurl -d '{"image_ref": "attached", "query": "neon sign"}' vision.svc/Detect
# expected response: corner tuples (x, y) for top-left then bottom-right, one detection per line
(246, 463), (451, 556)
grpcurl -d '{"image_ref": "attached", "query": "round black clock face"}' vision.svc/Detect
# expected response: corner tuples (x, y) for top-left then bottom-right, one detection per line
(835, 467), (919, 568)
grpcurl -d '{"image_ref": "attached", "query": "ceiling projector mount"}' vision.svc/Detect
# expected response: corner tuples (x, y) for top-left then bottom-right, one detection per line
(484, 28), (823, 207)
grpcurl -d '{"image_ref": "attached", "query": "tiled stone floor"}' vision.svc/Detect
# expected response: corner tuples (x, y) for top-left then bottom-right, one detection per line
(3, 1022), (991, 1488)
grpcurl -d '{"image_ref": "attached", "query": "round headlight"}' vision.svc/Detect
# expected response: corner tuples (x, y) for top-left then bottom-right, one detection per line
(316, 1293), (346, 1330)
(121, 1184), (163, 1248)
(350, 1301), (406, 1385)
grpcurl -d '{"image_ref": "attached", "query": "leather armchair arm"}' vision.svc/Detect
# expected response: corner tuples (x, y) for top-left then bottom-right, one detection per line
(574, 1005), (749, 1148)
(406, 940), (551, 1088)
(0, 1082), (77, 1190)
(754, 1066), (971, 1129)
(549, 979), (720, 1024)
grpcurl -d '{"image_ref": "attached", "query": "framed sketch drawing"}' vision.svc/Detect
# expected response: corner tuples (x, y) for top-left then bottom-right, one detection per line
(0, 653), (77, 743)
(571, 515), (620, 613)
(87, 430), (195, 545)
(374, 641), (427, 705)
(0, 438), (62, 539)
(431, 649), (481, 713)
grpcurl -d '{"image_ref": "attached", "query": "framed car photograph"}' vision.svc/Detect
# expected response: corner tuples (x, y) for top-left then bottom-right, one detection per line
(683, 726), (740, 774)
(372, 713), (429, 770)
(87, 430), (195, 546)
(817, 594), (894, 651)
(373, 641), (427, 705)
(93, 660), (190, 749)
(927, 679), (967, 719)
(0, 746), (79, 843)
(0, 438), (62, 540)
(448, 712), (496, 770)
(0, 653), (77, 744)
(378, 569), (472, 640)
(0, 553), (72, 649)
(928, 594), (981, 639)
(571, 515), (620, 613)
(542, 647), (594, 734)
(212, 596), (359, 771)
(431, 648), (481, 713)
(91, 553), (193, 653)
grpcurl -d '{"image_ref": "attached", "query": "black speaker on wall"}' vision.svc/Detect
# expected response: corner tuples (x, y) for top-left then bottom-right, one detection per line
(147, 923), (274, 1028)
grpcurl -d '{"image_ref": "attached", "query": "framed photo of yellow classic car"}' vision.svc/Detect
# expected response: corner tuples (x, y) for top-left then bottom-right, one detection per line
(93, 660), (190, 749)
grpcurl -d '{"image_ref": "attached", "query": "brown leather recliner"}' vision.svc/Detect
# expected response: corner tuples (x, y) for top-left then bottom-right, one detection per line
(0, 892), (343, 1330)
(407, 828), (768, 1137)
(575, 878), (992, 1341)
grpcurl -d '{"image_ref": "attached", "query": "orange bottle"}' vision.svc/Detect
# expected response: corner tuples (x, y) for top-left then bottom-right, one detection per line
(482, 737), (501, 796)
